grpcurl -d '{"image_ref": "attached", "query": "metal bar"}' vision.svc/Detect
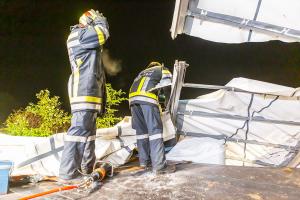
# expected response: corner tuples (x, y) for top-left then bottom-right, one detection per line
(248, 0), (263, 41)
(170, 0), (189, 39)
(169, 60), (189, 123)
(184, 83), (247, 92)
(177, 110), (300, 126)
(187, 8), (300, 41)
(177, 131), (299, 151)
(183, 83), (292, 97)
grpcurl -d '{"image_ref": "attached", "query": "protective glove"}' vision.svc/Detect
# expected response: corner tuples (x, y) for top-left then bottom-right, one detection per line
(80, 9), (103, 26)
(92, 10), (109, 34)
(87, 9), (105, 21)
(88, 9), (110, 38)
(88, 9), (99, 20)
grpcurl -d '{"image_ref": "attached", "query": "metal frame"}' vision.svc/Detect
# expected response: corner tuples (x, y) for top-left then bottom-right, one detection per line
(168, 60), (300, 167)
(170, 0), (300, 42)
(167, 60), (189, 122)
(169, 61), (300, 126)
(187, 8), (300, 41)
(170, 0), (189, 39)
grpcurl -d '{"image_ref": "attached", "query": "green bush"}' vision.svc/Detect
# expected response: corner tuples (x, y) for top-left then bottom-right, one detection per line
(4, 90), (71, 137)
(96, 83), (127, 128)
(4, 84), (127, 136)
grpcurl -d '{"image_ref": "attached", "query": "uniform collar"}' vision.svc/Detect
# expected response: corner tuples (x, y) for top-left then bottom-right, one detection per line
(70, 24), (81, 31)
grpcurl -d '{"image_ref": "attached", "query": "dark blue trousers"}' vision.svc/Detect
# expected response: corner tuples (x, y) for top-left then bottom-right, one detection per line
(131, 104), (166, 170)
(59, 111), (97, 180)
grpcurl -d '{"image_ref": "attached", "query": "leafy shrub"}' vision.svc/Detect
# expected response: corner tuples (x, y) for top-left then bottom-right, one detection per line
(96, 83), (127, 128)
(4, 90), (70, 137)
(4, 84), (127, 136)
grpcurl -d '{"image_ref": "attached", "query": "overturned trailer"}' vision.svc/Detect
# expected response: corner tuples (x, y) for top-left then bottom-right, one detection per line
(167, 0), (300, 168)
(170, 0), (300, 43)
(2, 0), (300, 176)
(167, 61), (300, 168)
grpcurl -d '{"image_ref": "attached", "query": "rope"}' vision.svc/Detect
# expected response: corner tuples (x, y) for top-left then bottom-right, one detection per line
(225, 94), (254, 142)
(224, 94), (280, 166)
(251, 96), (279, 118)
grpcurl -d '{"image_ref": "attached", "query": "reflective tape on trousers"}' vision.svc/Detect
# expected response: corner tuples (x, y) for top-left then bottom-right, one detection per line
(136, 134), (149, 140)
(64, 135), (96, 143)
(87, 135), (96, 142)
(70, 96), (102, 104)
(149, 133), (163, 141)
(71, 102), (101, 111)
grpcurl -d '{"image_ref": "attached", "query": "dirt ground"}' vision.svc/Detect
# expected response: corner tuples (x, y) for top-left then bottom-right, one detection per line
(3, 163), (300, 200)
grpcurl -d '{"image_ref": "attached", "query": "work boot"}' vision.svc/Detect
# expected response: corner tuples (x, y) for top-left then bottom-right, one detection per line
(57, 175), (84, 186)
(153, 164), (176, 175)
(131, 164), (152, 176)
(140, 163), (152, 171)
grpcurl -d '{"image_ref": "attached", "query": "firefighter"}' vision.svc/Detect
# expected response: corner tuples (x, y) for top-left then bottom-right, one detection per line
(59, 9), (109, 181)
(129, 62), (176, 174)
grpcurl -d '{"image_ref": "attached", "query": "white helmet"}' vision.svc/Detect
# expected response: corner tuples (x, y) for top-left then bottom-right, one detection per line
(79, 9), (98, 26)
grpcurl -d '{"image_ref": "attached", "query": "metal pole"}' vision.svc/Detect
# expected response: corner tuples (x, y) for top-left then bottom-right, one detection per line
(168, 60), (189, 123)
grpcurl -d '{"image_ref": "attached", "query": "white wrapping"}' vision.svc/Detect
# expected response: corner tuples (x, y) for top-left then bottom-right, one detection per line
(0, 113), (176, 176)
(177, 77), (300, 167)
(166, 137), (225, 164)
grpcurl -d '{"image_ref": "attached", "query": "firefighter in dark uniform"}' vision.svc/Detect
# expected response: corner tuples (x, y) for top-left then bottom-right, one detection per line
(59, 9), (109, 181)
(129, 62), (175, 174)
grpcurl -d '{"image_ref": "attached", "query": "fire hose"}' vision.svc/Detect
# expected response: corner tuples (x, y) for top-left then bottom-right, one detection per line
(18, 161), (114, 200)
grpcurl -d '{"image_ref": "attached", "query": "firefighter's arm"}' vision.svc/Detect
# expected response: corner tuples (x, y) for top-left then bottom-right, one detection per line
(160, 68), (172, 87)
(79, 15), (109, 49)
(159, 68), (172, 107)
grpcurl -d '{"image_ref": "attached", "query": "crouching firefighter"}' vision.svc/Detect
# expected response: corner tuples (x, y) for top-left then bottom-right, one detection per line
(59, 9), (109, 182)
(129, 62), (176, 174)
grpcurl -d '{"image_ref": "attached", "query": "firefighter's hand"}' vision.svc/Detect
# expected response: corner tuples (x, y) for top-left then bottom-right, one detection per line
(89, 9), (106, 22)
(158, 94), (166, 104)
(88, 9), (98, 20)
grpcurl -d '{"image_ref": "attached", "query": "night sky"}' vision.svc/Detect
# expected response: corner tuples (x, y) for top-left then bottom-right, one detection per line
(1, 0), (300, 122)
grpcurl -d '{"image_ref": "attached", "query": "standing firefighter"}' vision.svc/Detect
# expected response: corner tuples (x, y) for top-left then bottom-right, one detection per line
(129, 62), (175, 174)
(59, 9), (109, 181)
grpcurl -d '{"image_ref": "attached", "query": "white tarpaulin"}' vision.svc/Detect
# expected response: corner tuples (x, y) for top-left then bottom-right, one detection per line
(166, 137), (225, 164)
(175, 77), (300, 167)
(171, 0), (300, 43)
(0, 114), (176, 176)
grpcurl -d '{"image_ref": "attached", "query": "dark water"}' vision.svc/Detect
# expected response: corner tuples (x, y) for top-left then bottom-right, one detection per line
(1, 0), (300, 122)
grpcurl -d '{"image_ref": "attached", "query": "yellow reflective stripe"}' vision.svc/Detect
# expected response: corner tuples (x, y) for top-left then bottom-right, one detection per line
(137, 77), (146, 92)
(94, 26), (105, 45)
(129, 91), (158, 100)
(73, 68), (80, 97)
(76, 58), (83, 67)
(162, 70), (171, 74)
(70, 96), (102, 104)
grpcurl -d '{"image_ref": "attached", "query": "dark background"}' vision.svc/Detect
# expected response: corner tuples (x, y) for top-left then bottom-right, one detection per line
(1, 0), (300, 122)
